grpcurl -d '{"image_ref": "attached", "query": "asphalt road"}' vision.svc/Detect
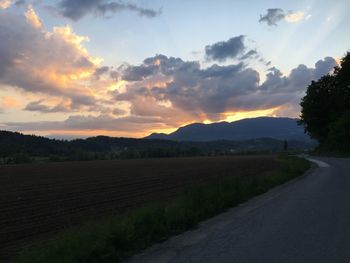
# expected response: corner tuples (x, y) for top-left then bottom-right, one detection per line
(126, 157), (350, 263)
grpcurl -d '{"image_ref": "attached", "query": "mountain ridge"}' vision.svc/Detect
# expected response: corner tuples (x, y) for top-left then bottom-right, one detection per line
(145, 117), (309, 141)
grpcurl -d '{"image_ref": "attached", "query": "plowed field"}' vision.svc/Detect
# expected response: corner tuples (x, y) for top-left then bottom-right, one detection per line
(0, 155), (278, 260)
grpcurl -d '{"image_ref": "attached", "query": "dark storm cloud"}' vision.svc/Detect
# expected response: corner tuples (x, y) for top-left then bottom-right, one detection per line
(259, 8), (285, 26)
(205, 35), (246, 62)
(57, 0), (161, 20)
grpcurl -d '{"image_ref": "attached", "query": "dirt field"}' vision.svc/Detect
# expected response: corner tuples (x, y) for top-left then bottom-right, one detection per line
(0, 155), (278, 260)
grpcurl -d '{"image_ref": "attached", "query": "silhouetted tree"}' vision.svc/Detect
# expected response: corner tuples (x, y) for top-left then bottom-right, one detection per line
(299, 52), (350, 151)
(299, 75), (336, 143)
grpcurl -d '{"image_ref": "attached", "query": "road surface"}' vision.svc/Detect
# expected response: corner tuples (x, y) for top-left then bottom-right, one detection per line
(126, 157), (350, 263)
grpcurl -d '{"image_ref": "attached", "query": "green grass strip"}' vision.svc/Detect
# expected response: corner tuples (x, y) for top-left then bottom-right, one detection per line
(13, 156), (310, 263)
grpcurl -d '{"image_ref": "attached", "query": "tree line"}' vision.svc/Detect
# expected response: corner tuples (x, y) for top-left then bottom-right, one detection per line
(0, 131), (311, 164)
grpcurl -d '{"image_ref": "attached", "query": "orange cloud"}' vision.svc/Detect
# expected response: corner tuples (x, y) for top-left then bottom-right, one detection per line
(0, 0), (11, 9)
(0, 8), (106, 112)
(0, 7), (338, 138)
(223, 107), (279, 122)
(1, 96), (21, 109)
(285, 12), (307, 23)
(25, 5), (43, 28)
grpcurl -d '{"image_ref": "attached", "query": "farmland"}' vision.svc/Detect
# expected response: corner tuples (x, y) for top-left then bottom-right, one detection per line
(0, 155), (279, 260)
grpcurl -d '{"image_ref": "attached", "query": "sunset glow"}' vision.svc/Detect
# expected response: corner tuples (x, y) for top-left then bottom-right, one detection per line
(0, 0), (348, 138)
(223, 108), (280, 123)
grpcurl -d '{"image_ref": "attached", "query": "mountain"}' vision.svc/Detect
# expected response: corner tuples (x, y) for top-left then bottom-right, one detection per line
(145, 117), (310, 141)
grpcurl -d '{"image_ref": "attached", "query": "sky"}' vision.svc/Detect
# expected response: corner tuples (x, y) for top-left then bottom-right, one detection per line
(0, 0), (349, 138)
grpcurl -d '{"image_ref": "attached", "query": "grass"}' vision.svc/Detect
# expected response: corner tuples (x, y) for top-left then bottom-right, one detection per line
(13, 155), (310, 263)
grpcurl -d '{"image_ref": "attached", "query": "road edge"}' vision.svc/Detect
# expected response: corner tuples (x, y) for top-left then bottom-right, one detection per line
(125, 159), (317, 263)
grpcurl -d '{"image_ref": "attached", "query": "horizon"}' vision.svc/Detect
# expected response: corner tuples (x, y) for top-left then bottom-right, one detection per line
(0, 0), (348, 138)
(2, 116), (301, 140)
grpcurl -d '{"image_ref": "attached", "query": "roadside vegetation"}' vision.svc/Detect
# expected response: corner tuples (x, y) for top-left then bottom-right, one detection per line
(14, 155), (310, 263)
(300, 52), (350, 154)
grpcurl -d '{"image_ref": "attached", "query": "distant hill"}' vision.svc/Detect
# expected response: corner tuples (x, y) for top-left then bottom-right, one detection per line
(0, 130), (180, 157)
(145, 117), (310, 141)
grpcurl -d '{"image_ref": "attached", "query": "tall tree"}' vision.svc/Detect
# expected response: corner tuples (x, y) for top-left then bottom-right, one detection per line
(299, 75), (336, 142)
(299, 52), (350, 151)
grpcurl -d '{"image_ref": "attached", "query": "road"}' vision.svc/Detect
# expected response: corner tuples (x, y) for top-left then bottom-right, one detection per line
(126, 157), (350, 263)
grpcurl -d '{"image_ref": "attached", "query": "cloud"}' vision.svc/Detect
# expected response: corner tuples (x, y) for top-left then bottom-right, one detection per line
(14, 0), (25, 6)
(259, 8), (308, 26)
(4, 114), (167, 133)
(0, 7), (337, 136)
(0, 0), (12, 9)
(25, 5), (43, 28)
(122, 64), (158, 81)
(57, 0), (161, 21)
(24, 100), (72, 113)
(1, 96), (20, 109)
(204, 36), (263, 63)
(240, 50), (259, 60)
(117, 56), (248, 122)
(93, 66), (111, 80)
(0, 9), (105, 111)
(259, 8), (285, 26)
(2, 54), (337, 136)
(115, 54), (337, 123)
(118, 56), (250, 119)
(112, 108), (127, 116)
(255, 57), (337, 114)
(205, 35), (246, 62)
(314, 56), (338, 79)
(261, 57), (337, 93)
(285, 11), (306, 23)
